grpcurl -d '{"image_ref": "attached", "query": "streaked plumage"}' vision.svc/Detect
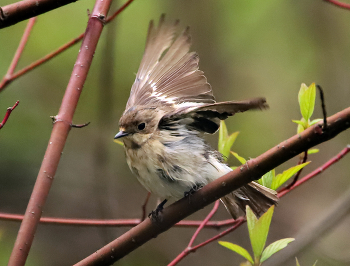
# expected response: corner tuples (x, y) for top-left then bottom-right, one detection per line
(115, 15), (278, 218)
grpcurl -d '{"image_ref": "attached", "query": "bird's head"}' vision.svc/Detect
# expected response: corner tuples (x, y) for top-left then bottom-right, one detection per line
(115, 106), (165, 148)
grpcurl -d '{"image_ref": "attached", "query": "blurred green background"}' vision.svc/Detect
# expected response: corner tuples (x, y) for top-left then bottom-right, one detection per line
(1, 0), (350, 265)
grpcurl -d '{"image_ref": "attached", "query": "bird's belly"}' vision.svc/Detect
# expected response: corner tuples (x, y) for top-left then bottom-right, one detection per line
(124, 138), (231, 200)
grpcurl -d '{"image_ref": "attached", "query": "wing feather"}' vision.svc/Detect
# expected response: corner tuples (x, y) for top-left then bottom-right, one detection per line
(125, 15), (214, 112)
(159, 98), (268, 134)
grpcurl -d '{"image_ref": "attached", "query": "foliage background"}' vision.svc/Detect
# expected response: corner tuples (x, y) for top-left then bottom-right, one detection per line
(0, 0), (349, 265)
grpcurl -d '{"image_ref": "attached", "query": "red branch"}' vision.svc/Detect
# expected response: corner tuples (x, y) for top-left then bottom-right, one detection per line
(0, 212), (236, 228)
(7, 0), (114, 265)
(0, 17), (36, 90)
(278, 145), (350, 197)
(168, 200), (220, 266)
(0, 101), (19, 130)
(0, 0), (134, 93)
(0, 0), (77, 29)
(324, 0), (350, 10)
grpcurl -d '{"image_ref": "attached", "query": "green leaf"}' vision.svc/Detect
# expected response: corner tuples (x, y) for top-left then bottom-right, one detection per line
(113, 139), (124, 146)
(297, 123), (304, 134)
(230, 151), (246, 165)
(231, 166), (238, 170)
(218, 120), (228, 155)
(271, 162), (310, 190)
(258, 169), (275, 188)
(298, 83), (316, 121)
(295, 257), (301, 266)
(246, 205), (274, 260)
(307, 149), (319, 154)
(292, 120), (306, 127)
(223, 131), (239, 159)
(312, 260), (318, 266)
(218, 121), (239, 159)
(260, 238), (295, 262)
(218, 241), (254, 264)
(309, 118), (323, 126)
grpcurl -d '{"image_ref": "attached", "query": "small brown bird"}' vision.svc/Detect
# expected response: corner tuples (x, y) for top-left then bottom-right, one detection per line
(115, 15), (278, 218)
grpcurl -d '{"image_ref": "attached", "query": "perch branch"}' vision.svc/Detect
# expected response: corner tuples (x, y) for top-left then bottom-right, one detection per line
(74, 107), (350, 266)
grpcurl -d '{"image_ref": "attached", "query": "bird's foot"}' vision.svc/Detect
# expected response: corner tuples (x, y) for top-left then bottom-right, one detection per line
(184, 184), (204, 204)
(184, 184), (203, 198)
(149, 199), (167, 222)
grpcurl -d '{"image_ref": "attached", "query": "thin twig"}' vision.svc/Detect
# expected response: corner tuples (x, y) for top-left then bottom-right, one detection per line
(278, 145), (350, 197)
(316, 84), (328, 131)
(324, 0), (350, 10)
(188, 200), (220, 247)
(169, 218), (245, 266)
(283, 150), (308, 190)
(0, 17), (36, 90)
(168, 200), (220, 266)
(0, 101), (19, 130)
(0, 0), (134, 92)
(71, 121), (90, 128)
(0, 212), (237, 228)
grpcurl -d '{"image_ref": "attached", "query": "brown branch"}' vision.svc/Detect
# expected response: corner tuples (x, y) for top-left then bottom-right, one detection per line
(74, 107), (350, 266)
(324, 0), (350, 10)
(0, 100), (19, 130)
(7, 0), (114, 265)
(0, 0), (77, 29)
(0, 0), (134, 93)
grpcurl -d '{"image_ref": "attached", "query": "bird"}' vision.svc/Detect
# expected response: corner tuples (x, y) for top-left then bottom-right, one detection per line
(114, 15), (278, 219)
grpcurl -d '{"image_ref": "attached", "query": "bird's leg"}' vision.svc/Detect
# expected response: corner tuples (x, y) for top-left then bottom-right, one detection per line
(149, 199), (167, 222)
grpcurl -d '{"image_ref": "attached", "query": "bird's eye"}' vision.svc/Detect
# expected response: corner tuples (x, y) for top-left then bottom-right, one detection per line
(138, 123), (146, 130)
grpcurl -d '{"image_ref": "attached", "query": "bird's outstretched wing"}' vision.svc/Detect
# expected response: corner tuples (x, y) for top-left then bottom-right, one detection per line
(159, 98), (268, 134)
(125, 14), (215, 112)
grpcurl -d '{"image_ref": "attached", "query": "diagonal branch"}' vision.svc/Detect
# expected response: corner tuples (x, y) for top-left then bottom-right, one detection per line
(324, 0), (350, 10)
(7, 0), (114, 265)
(0, 17), (36, 90)
(74, 106), (350, 266)
(0, 101), (19, 130)
(0, 0), (77, 29)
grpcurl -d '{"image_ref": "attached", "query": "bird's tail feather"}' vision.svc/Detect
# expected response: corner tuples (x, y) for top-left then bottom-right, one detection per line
(220, 181), (278, 219)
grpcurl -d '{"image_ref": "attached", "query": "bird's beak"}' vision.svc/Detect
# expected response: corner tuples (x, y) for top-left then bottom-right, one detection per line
(114, 131), (129, 139)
